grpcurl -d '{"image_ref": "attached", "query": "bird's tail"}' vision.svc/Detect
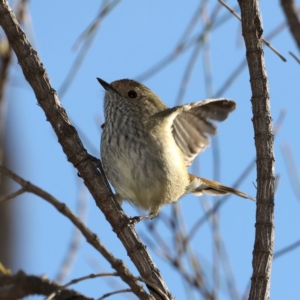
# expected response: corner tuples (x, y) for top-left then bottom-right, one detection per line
(187, 174), (256, 201)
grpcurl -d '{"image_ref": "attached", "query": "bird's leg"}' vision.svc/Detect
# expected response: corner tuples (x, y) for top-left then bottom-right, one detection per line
(129, 210), (158, 225)
(129, 215), (149, 225)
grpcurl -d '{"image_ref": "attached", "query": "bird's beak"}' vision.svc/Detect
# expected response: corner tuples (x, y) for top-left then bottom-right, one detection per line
(97, 78), (113, 92)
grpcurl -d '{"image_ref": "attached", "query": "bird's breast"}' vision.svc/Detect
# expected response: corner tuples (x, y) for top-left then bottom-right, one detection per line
(101, 117), (189, 211)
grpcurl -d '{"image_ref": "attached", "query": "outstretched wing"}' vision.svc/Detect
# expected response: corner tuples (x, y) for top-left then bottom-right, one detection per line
(172, 98), (236, 167)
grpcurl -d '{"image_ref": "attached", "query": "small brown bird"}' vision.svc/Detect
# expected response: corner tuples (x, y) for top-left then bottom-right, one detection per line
(98, 78), (255, 221)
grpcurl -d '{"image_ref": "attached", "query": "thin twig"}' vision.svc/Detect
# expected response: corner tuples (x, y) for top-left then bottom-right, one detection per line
(65, 272), (118, 288)
(0, 186), (26, 202)
(58, 0), (121, 98)
(289, 51), (300, 64)
(85, 258), (134, 300)
(135, 9), (233, 82)
(184, 158), (256, 245)
(215, 20), (287, 97)
(46, 273), (118, 300)
(175, 37), (203, 106)
(281, 142), (300, 201)
(184, 109), (285, 246)
(175, 3), (221, 105)
(0, 164), (150, 300)
(219, 0), (287, 62)
(198, 197), (239, 300)
(274, 239), (300, 259)
(174, 202), (206, 297)
(98, 288), (132, 300)
(55, 180), (89, 284)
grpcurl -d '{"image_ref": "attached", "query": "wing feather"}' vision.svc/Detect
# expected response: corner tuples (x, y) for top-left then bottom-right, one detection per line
(172, 99), (236, 167)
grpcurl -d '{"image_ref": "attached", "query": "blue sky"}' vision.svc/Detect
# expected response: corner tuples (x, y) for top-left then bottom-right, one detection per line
(4, 1), (300, 299)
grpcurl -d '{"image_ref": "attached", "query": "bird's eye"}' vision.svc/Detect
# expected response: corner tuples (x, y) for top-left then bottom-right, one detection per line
(128, 90), (137, 98)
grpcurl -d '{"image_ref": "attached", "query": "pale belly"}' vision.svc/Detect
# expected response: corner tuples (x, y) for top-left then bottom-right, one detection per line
(101, 126), (189, 215)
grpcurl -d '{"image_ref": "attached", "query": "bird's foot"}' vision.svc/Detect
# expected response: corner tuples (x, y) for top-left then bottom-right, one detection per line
(128, 214), (155, 226)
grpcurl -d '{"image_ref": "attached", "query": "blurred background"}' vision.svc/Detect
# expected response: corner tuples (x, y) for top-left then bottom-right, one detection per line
(1, 0), (300, 299)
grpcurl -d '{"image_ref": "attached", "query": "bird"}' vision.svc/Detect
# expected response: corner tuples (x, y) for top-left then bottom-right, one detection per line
(98, 78), (255, 221)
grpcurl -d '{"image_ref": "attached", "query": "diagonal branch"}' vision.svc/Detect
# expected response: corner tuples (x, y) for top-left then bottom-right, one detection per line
(219, 0), (286, 61)
(0, 1), (171, 299)
(0, 271), (92, 300)
(0, 164), (153, 300)
(237, 1), (275, 299)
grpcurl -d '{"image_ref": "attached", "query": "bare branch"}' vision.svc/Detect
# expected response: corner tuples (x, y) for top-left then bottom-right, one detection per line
(46, 273), (118, 300)
(237, 0), (275, 299)
(289, 51), (300, 64)
(174, 3), (221, 106)
(274, 239), (300, 259)
(215, 20), (287, 97)
(281, 142), (300, 201)
(135, 6), (231, 82)
(219, 0), (287, 62)
(0, 271), (92, 300)
(0, 165), (151, 299)
(98, 288), (132, 300)
(0, 187), (26, 202)
(184, 157), (256, 245)
(55, 181), (89, 284)
(58, 0), (122, 98)
(65, 272), (118, 287)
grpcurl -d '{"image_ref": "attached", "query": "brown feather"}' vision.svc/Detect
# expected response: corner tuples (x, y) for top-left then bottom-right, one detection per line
(187, 174), (256, 201)
(172, 99), (236, 167)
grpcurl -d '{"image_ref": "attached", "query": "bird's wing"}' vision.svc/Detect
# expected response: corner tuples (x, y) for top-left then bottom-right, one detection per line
(172, 98), (236, 167)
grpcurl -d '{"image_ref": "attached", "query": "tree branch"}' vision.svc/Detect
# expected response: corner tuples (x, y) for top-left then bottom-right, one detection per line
(0, 271), (92, 300)
(237, 0), (275, 299)
(0, 0), (171, 299)
(0, 164), (154, 299)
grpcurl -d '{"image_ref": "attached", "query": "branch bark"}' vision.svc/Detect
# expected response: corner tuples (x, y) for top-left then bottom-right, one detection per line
(0, 271), (92, 300)
(0, 0), (172, 299)
(237, 1), (275, 299)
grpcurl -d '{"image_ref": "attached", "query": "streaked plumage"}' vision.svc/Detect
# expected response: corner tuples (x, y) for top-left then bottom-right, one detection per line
(99, 78), (255, 219)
